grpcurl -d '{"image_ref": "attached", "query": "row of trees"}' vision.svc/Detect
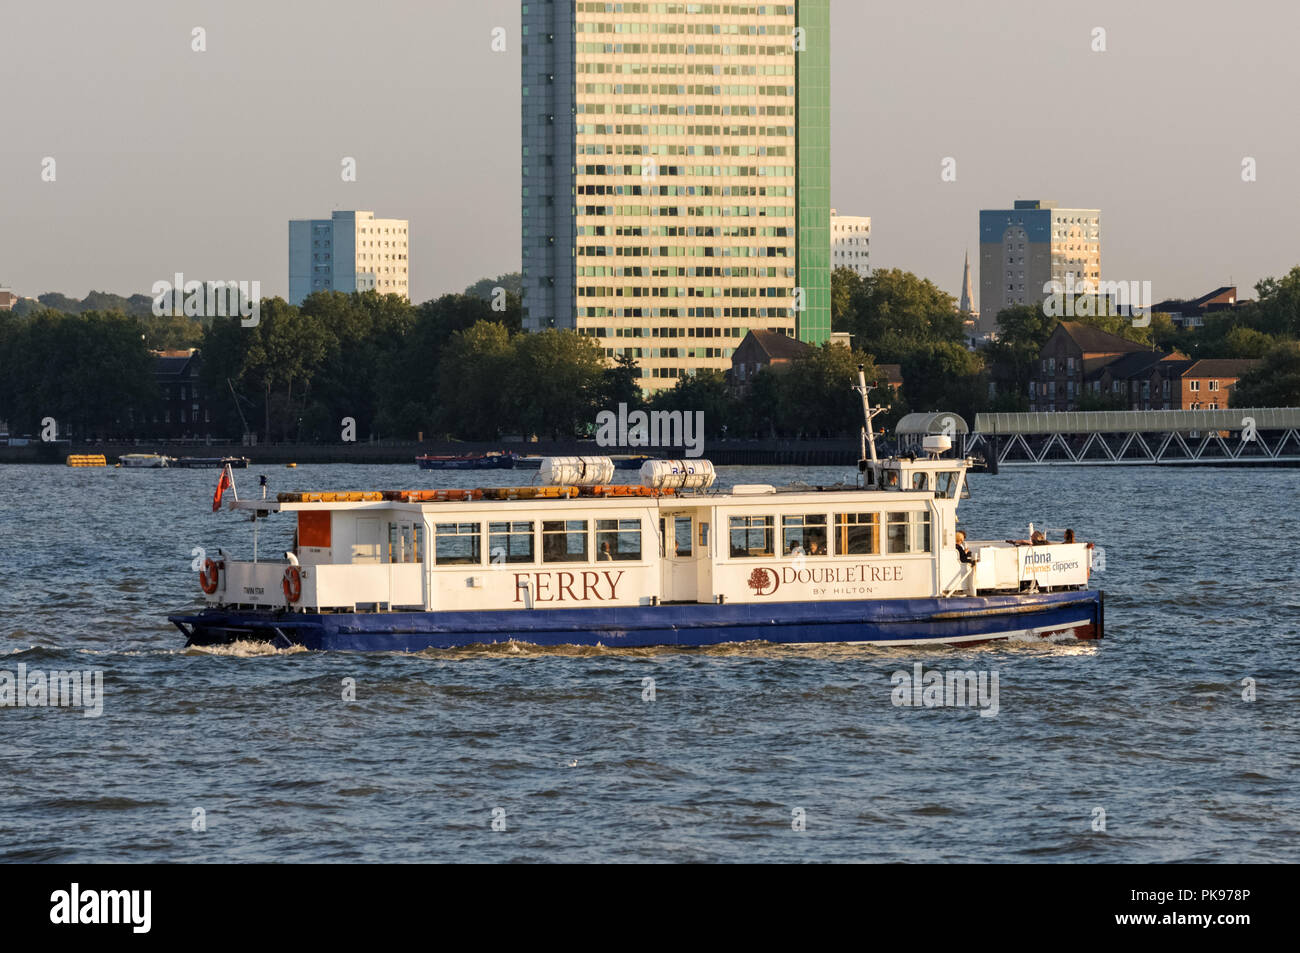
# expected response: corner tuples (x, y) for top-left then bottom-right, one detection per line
(7, 290), (155, 318)
(0, 283), (895, 443)
(199, 289), (892, 442)
(0, 310), (159, 437)
(833, 267), (984, 422)
(4, 265), (1299, 443)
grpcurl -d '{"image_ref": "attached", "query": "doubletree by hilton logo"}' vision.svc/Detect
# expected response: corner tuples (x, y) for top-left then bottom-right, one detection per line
(747, 567), (780, 596)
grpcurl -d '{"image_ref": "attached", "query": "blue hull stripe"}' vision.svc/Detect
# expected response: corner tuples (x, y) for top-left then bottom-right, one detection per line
(170, 590), (1103, 652)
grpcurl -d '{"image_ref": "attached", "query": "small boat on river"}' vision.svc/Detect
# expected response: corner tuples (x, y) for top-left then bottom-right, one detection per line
(119, 453), (171, 468)
(415, 452), (516, 471)
(173, 456), (250, 469)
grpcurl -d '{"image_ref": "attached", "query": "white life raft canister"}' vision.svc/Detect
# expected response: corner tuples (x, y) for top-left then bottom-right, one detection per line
(639, 459), (716, 489)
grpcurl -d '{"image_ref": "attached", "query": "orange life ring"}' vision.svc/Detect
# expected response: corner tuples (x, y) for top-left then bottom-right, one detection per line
(199, 558), (222, 594)
(282, 565), (302, 604)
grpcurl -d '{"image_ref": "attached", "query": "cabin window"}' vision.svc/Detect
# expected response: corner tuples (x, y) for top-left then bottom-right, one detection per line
(386, 522), (423, 563)
(729, 515), (774, 557)
(912, 511), (932, 551)
(596, 518), (642, 561)
(883, 470), (900, 488)
(782, 514), (827, 556)
(669, 516), (692, 557)
(542, 520), (588, 563)
(935, 471), (960, 499)
(488, 521), (534, 565)
(886, 511), (931, 554)
(834, 513), (879, 555)
(434, 522), (482, 565)
(912, 472), (929, 490)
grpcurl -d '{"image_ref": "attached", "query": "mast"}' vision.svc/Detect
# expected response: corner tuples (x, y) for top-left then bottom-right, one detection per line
(853, 364), (881, 464)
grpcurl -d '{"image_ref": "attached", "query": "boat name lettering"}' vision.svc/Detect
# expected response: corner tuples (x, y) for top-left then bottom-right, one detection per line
(513, 570), (625, 603)
(782, 564), (902, 585)
(241, 586), (265, 596)
(750, 564), (904, 595)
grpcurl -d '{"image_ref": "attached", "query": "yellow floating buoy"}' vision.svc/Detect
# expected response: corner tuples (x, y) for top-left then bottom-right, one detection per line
(66, 454), (107, 468)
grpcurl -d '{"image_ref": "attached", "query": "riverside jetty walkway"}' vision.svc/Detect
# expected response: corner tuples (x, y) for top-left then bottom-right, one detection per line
(969, 408), (1300, 467)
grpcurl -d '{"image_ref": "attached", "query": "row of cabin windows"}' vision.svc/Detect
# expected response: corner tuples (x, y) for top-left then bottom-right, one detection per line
(729, 512), (932, 558)
(419, 520), (644, 566)
(399, 512), (934, 566)
(877, 470), (962, 497)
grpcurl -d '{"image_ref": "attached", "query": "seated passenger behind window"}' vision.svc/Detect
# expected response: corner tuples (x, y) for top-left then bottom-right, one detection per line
(599, 541), (613, 561)
(788, 541), (804, 556)
(807, 539), (822, 556)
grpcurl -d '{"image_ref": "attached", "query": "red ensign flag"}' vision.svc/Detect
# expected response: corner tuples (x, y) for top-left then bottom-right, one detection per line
(212, 465), (233, 512)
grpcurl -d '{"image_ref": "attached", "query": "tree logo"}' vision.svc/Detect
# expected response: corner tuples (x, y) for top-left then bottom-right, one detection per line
(747, 567), (779, 596)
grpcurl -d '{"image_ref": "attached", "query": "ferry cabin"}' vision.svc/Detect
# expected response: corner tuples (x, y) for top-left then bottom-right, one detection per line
(204, 458), (1092, 615)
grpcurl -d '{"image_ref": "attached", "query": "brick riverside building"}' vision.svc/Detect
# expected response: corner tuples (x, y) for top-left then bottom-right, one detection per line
(1170, 358), (1260, 410)
(152, 350), (211, 438)
(1030, 322), (1150, 411)
(729, 329), (812, 395)
(1029, 322), (1258, 411)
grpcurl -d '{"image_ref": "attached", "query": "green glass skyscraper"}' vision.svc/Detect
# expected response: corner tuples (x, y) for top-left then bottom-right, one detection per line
(794, 0), (831, 346)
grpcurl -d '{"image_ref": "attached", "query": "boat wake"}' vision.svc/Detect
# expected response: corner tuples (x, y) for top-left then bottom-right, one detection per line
(184, 639), (309, 658)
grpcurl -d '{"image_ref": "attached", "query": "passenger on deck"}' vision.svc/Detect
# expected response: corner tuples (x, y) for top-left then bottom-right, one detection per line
(955, 530), (974, 564)
(1063, 528), (1075, 543)
(1031, 530), (1047, 545)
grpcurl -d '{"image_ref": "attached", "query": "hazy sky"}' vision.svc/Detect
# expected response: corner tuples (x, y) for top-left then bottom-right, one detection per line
(2, 0), (1297, 307)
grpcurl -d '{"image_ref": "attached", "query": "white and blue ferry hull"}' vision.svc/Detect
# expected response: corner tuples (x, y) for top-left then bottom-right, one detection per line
(170, 589), (1103, 652)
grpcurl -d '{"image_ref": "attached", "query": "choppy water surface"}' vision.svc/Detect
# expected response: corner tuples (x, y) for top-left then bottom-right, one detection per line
(0, 462), (1296, 862)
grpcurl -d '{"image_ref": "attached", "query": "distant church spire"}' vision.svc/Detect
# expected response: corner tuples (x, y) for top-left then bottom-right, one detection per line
(960, 250), (974, 314)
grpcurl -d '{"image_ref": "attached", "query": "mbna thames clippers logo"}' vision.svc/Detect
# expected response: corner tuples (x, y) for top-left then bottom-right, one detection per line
(747, 567), (780, 596)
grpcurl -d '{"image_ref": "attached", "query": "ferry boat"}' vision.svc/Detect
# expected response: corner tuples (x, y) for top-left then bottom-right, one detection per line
(415, 452), (516, 471)
(169, 371), (1103, 652)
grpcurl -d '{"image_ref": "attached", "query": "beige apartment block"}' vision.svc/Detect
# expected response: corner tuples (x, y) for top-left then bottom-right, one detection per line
(523, 1), (831, 392)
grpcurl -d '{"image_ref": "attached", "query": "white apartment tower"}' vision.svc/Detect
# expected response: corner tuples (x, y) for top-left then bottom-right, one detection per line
(830, 209), (870, 277)
(289, 210), (410, 306)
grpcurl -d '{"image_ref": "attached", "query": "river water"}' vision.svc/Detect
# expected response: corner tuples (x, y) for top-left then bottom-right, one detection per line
(0, 462), (1296, 862)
